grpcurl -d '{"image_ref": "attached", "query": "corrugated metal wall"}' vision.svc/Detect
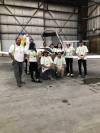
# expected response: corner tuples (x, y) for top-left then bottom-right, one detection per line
(0, 0), (78, 51)
(87, 2), (100, 53)
(88, 5), (100, 36)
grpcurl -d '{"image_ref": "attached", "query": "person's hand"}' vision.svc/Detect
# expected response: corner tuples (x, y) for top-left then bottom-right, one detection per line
(80, 55), (84, 59)
(13, 57), (15, 62)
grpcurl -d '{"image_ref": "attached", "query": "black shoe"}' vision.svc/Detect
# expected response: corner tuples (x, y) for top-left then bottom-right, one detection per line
(21, 81), (26, 84)
(17, 84), (22, 87)
(31, 79), (36, 82)
(78, 75), (82, 78)
(83, 74), (88, 78)
(36, 80), (42, 83)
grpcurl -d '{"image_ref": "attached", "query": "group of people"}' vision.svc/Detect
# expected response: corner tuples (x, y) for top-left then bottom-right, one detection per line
(9, 35), (88, 87)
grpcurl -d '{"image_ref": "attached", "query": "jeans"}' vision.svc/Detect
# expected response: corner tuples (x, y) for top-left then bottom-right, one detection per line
(13, 61), (23, 85)
(65, 58), (73, 74)
(29, 62), (40, 80)
(78, 59), (87, 75)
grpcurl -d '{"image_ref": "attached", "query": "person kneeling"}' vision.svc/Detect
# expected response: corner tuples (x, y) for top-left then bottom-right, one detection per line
(40, 51), (54, 80)
(54, 52), (66, 78)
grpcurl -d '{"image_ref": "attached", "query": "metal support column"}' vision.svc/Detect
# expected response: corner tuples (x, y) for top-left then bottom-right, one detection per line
(43, 1), (48, 46)
(0, 13), (3, 52)
(43, 1), (48, 31)
(77, 5), (88, 41)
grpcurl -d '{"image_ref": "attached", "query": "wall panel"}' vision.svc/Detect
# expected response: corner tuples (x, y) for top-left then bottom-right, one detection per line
(0, 0), (78, 51)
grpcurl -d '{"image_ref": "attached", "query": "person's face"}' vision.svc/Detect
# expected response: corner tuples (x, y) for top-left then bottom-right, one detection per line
(80, 43), (83, 46)
(66, 44), (70, 48)
(26, 33), (29, 37)
(30, 39), (33, 43)
(54, 44), (57, 47)
(50, 44), (54, 48)
(44, 52), (48, 57)
(16, 38), (21, 46)
(58, 44), (62, 48)
(58, 52), (61, 57)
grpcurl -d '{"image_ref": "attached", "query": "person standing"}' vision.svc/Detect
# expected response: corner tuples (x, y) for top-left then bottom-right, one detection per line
(57, 43), (64, 54)
(76, 42), (88, 77)
(27, 38), (41, 83)
(49, 43), (55, 53)
(64, 44), (75, 77)
(9, 37), (26, 87)
(49, 44), (55, 60)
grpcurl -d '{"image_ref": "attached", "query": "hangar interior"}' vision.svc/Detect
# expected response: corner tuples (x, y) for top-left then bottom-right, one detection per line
(0, 0), (100, 53)
(1, 1), (100, 133)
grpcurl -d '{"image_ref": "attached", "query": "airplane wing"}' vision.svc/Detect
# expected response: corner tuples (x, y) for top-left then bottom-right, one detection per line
(73, 55), (100, 59)
(0, 50), (100, 59)
(0, 51), (9, 55)
(37, 48), (53, 54)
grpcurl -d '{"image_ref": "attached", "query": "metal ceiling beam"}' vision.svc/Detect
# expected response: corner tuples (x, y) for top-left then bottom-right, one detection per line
(47, 11), (60, 28)
(1, 1), (43, 35)
(88, 5), (98, 17)
(4, 6), (28, 33)
(88, 0), (100, 7)
(0, 0), (28, 32)
(0, 13), (78, 22)
(0, 32), (77, 36)
(0, 23), (77, 29)
(89, 0), (100, 5)
(0, 13), (3, 52)
(43, 1), (48, 31)
(87, 28), (100, 33)
(21, 0), (88, 6)
(59, 8), (76, 33)
(47, 11), (66, 36)
(77, 5), (88, 40)
(20, 2), (43, 33)
(88, 14), (100, 20)
(0, 3), (78, 15)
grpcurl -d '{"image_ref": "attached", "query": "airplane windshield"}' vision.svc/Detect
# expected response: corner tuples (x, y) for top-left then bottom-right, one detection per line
(42, 30), (63, 47)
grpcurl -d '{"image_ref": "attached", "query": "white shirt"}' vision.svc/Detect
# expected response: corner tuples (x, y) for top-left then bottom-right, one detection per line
(27, 50), (37, 62)
(64, 47), (75, 58)
(57, 48), (64, 53)
(49, 48), (55, 53)
(9, 44), (25, 62)
(54, 56), (66, 68)
(24, 35), (30, 50)
(76, 45), (88, 60)
(41, 56), (53, 72)
(53, 48), (58, 53)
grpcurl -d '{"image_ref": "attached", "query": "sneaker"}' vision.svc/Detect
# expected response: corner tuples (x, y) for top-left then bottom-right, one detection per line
(67, 73), (70, 77)
(70, 74), (74, 77)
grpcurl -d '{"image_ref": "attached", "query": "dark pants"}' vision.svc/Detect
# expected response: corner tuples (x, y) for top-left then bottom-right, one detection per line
(65, 58), (73, 74)
(78, 59), (87, 76)
(13, 61), (23, 85)
(29, 62), (40, 80)
(41, 69), (55, 80)
(24, 59), (28, 74)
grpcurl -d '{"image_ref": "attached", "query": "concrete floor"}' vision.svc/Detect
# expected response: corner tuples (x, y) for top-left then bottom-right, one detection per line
(0, 57), (100, 133)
